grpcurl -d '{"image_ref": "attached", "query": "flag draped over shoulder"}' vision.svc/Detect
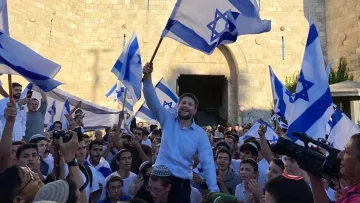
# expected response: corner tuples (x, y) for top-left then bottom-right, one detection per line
(136, 78), (178, 124)
(161, 0), (271, 54)
(286, 19), (333, 142)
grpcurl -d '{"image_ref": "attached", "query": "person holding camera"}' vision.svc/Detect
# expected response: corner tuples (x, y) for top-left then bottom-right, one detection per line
(310, 133), (360, 203)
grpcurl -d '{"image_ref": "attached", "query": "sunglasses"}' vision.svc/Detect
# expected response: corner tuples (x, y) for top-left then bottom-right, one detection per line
(13, 166), (35, 200)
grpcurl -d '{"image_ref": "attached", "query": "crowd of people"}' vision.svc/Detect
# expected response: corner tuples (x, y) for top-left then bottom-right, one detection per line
(0, 63), (359, 203)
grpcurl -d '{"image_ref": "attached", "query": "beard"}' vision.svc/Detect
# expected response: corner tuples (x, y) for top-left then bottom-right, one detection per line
(178, 110), (193, 120)
(13, 94), (20, 99)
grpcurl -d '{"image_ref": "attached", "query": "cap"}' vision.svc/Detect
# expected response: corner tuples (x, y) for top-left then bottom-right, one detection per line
(151, 165), (171, 177)
(29, 134), (46, 142)
(34, 180), (69, 203)
(209, 192), (237, 203)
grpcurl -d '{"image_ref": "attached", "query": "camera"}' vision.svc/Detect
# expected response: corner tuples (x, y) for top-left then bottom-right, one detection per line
(271, 132), (341, 180)
(52, 127), (84, 143)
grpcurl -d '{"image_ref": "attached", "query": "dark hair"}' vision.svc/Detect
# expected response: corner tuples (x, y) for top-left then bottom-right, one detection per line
(225, 135), (236, 143)
(150, 174), (172, 187)
(16, 143), (38, 158)
(152, 129), (161, 136)
(240, 158), (258, 173)
(116, 149), (131, 161)
(12, 141), (25, 146)
(11, 82), (22, 88)
(179, 93), (199, 108)
(66, 180), (79, 203)
(153, 137), (161, 145)
(29, 137), (47, 144)
(240, 143), (258, 158)
(88, 140), (103, 150)
(265, 175), (314, 203)
(141, 144), (152, 157)
(351, 133), (360, 161)
(75, 109), (83, 114)
(215, 141), (230, 151)
(130, 198), (148, 203)
(150, 125), (158, 132)
(216, 148), (232, 160)
(83, 134), (90, 139)
(135, 127), (146, 137)
(53, 121), (62, 128)
(272, 158), (285, 171)
(0, 166), (22, 202)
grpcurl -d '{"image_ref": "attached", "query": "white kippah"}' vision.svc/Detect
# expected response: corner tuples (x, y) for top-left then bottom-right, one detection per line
(34, 180), (69, 203)
(151, 165), (171, 177)
(29, 134), (46, 142)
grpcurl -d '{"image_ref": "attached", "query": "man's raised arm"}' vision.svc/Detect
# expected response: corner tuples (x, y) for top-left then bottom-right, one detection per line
(143, 62), (168, 126)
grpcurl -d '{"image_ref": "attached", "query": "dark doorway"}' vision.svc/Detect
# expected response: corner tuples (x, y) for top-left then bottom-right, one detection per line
(177, 75), (227, 126)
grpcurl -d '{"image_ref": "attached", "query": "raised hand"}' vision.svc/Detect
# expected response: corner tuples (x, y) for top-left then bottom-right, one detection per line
(143, 62), (153, 75)
(258, 123), (267, 137)
(4, 102), (17, 122)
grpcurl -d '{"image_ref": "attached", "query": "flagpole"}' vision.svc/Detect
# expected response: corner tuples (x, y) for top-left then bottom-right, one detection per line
(122, 88), (128, 112)
(141, 37), (164, 81)
(8, 74), (13, 103)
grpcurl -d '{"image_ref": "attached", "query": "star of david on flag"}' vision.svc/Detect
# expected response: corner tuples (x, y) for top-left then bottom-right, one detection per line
(286, 18), (333, 142)
(136, 78), (178, 124)
(161, 0), (271, 54)
(105, 82), (135, 112)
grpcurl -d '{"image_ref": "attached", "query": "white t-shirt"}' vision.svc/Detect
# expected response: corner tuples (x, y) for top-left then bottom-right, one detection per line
(232, 159), (241, 175)
(191, 186), (202, 203)
(235, 183), (248, 203)
(100, 171), (137, 200)
(141, 138), (152, 147)
(257, 159), (269, 187)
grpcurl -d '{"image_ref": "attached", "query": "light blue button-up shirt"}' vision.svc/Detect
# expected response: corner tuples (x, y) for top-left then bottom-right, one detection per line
(143, 78), (219, 192)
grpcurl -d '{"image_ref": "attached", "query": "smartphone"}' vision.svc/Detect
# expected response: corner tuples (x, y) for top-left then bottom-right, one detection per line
(26, 91), (33, 98)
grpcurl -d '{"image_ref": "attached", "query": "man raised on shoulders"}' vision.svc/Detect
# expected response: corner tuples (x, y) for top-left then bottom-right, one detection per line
(141, 62), (219, 203)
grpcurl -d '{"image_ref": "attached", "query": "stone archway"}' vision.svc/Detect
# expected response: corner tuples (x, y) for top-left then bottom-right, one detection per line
(165, 44), (239, 125)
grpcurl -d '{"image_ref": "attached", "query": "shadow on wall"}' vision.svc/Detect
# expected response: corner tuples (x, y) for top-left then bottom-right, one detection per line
(88, 48), (111, 103)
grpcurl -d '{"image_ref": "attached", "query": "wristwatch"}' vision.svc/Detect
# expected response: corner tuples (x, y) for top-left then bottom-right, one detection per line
(67, 158), (79, 167)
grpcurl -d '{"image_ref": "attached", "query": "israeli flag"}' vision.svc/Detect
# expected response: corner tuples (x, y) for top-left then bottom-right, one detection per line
(325, 62), (332, 80)
(136, 78), (178, 124)
(47, 100), (56, 130)
(161, 0), (271, 54)
(60, 98), (70, 130)
(269, 66), (294, 120)
(111, 33), (142, 102)
(287, 19), (333, 142)
(239, 119), (279, 144)
(105, 82), (134, 112)
(326, 108), (360, 150)
(0, 0), (9, 34)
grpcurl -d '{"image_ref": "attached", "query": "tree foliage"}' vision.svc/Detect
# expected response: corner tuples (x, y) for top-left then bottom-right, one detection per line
(284, 57), (353, 93)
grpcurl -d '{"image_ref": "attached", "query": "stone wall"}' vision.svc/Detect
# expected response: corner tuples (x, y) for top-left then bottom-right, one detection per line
(6, 0), (327, 124)
(325, 0), (360, 80)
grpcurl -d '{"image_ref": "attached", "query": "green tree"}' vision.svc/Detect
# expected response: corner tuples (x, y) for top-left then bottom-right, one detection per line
(284, 57), (353, 93)
(329, 57), (354, 84)
(285, 71), (299, 93)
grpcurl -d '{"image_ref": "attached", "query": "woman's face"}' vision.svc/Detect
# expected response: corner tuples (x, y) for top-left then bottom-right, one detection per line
(267, 161), (283, 181)
(239, 163), (257, 181)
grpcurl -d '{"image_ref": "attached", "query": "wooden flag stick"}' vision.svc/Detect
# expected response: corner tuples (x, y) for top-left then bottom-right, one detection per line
(122, 88), (128, 112)
(8, 74), (13, 104)
(142, 37), (164, 81)
(150, 37), (164, 64)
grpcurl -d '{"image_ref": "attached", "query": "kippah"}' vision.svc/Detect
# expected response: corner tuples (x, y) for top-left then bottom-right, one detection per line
(151, 165), (171, 177)
(282, 173), (303, 180)
(139, 161), (151, 173)
(29, 134), (46, 142)
(209, 192), (237, 203)
(34, 180), (69, 203)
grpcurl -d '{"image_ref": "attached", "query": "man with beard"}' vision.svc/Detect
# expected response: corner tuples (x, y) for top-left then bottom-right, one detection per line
(0, 82), (28, 141)
(24, 87), (47, 142)
(85, 140), (112, 180)
(141, 63), (219, 203)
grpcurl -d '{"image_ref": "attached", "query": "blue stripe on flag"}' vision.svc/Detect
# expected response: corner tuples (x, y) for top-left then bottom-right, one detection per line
(124, 38), (139, 81)
(64, 99), (70, 113)
(106, 83), (117, 98)
(156, 82), (179, 103)
(271, 71), (287, 118)
(330, 108), (343, 129)
(228, 0), (257, 17)
(139, 106), (155, 119)
(113, 60), (123, 76)
(287, 88), (332, 141)
(306, 24), (318, 47)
